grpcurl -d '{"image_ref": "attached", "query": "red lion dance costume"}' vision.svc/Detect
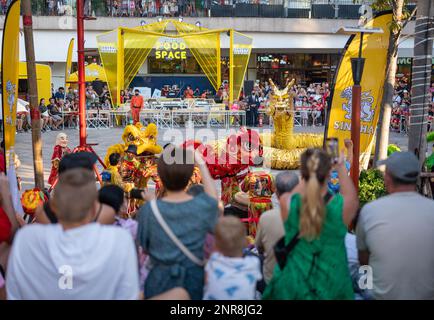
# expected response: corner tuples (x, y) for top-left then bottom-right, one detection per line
(184, 128), (268, 235)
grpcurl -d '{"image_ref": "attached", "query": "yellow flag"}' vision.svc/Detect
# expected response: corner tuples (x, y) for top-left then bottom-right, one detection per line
(325, 13), (392, 169)
(1, 0), (21, 170)
(65, 38), (74, 83)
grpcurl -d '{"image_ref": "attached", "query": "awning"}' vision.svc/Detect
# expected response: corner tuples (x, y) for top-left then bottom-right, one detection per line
(66, 63), (107, 83)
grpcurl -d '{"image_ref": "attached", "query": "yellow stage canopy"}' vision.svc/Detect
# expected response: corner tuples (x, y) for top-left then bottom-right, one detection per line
(96, 19), (252, 107)
(66, 63), (108, 83)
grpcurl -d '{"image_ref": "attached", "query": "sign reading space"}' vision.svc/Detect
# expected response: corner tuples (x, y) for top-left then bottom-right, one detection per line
(155, 37), (187, 60)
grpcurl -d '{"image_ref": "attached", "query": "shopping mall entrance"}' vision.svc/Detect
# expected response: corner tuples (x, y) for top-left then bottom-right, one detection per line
(252, 53), (341, 85)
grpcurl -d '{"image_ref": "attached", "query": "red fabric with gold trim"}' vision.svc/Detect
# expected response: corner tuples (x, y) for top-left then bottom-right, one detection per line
(48, 145), (71, 185)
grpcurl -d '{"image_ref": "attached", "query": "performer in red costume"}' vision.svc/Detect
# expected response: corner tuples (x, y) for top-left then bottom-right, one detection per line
(48, 133), (71, 185)
(183, 128), (263, 206)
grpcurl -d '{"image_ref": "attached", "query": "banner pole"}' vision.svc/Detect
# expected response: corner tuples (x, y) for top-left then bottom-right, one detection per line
(229, 29), (234, 108)
(350, 32), (365, 192)
(217, 33), (221, 92)
(22, 0), (44, 189)
(117, 28), (124, 108)
(77, 0), (87, 147)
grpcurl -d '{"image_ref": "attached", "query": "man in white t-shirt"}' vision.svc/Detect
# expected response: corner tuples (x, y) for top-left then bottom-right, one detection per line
(6, 168), (139, 300)
(356, 152), (434, 300)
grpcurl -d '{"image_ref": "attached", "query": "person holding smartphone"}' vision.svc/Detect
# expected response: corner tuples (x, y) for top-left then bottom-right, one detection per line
(263, 148), (359, 300)
(327, 139), (353, 195)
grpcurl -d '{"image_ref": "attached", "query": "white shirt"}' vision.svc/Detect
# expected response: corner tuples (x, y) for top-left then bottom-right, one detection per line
(7, 223), (139, 300)
(203, 252), (262, 300)
(345, 232), (359, 280)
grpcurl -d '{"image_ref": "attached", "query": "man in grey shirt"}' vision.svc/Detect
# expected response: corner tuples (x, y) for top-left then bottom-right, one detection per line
(256, 171), (299, 283)
(356, 152), (434, 300)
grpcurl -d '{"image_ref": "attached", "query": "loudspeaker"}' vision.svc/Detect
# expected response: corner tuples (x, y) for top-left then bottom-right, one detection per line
(244, 80), (254, 96)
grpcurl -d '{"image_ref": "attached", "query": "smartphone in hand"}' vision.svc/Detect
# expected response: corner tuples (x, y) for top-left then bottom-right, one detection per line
(325, 138), (339, 164)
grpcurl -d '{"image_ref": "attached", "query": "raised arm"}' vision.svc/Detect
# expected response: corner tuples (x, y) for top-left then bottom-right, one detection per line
(336, 151), (359, 226)
(344, 139), (354, 166)
(194, 150), (218, 201)
(0, 173), (20, 240)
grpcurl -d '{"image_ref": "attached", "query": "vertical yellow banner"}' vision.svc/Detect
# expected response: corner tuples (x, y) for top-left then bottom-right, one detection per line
(1, 0), (21, 170)
(326, 13), (392, 169)
(65, 38), (75, 83)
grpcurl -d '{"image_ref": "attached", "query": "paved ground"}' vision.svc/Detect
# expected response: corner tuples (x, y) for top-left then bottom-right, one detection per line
(13, 125), (409, 191)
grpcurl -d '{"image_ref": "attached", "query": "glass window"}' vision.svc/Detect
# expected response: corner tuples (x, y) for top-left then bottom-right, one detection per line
(148, 56), (202, 74)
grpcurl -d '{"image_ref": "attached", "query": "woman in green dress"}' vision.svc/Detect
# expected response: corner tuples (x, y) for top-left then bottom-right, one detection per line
(263, 148), (359, 300)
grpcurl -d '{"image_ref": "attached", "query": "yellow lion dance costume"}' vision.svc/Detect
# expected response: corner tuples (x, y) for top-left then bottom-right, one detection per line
(105, 122), (163, 192)
(261, 79), (323, 169)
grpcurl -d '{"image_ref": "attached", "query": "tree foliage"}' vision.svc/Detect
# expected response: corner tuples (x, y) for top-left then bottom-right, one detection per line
(371, 0), (415, 34)
(358, 169), (387, 207)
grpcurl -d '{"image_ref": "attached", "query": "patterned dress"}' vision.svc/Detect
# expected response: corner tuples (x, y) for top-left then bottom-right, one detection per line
(241, 171), (275, 236)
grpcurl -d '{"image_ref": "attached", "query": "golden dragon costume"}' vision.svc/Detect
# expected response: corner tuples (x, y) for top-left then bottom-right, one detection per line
(261, 79), (323, 169)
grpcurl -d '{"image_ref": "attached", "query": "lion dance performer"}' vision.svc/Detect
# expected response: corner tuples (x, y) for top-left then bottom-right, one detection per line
(48, 133), (71, 186)
(184, 128), (267, 235)
(241, 171), (275, 236)
(105, 122), (163, 198)
(185, 127), (263, 205)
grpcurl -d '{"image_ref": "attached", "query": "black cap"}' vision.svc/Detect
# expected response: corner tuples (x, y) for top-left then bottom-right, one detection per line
(58, 152), (97, 174)
(98, 185), (124, 213)
(126, 145), (138, 156)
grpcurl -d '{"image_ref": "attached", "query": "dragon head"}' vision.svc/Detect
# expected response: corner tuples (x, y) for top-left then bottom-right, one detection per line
(268, 78), (296, 117)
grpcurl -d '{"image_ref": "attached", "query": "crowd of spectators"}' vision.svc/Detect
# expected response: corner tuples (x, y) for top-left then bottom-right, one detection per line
(391, 78), (434, 134)
(16, 80), (112, 134)
(2, 139), (434, 300)
(391, 78), (412, 134)
(17, 76), (433, 133)
(1, 0), (283, 17)
(106, 0), (206, 18)
(231, 80), (330, 127)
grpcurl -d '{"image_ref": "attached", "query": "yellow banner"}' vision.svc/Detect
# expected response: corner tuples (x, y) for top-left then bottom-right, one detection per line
(65, 38), (74, 83)
(326, 13), (392, 169)
(1, 0), (21, 169)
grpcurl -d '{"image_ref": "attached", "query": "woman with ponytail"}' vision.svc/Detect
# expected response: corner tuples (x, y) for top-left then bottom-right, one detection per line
(263, 148), (359, 300)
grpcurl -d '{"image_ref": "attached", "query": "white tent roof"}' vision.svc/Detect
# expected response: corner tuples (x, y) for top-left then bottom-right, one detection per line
(0, 94), (29, 120)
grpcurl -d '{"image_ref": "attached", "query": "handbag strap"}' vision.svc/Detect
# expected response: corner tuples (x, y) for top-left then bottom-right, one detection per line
(149, 200), (204, 267)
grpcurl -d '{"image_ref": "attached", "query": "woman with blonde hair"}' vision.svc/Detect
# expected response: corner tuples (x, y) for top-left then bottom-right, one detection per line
(263, 148), (358, 300)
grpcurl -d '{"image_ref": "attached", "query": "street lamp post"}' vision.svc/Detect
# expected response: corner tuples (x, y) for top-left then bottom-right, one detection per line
(336, 26), (383, 191)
